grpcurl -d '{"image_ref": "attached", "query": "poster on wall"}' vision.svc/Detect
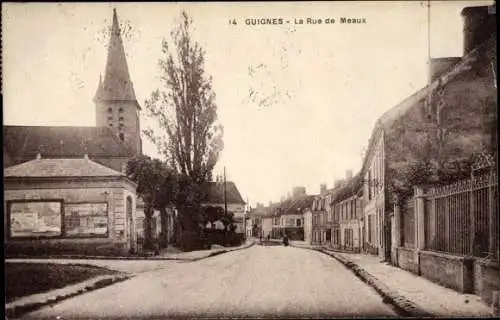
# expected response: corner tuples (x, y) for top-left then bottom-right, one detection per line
(9, 201), (62, 237)
(64, 203), (108, 237)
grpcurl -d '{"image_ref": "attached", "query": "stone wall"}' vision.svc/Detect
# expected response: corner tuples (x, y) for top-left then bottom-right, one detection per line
(474, 259), (500, 305)
(397, 247), (420, 274)
(419, 250), (474, 293)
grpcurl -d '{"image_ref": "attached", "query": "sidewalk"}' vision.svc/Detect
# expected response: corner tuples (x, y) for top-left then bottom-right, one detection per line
(322, 248), (493, 317)
(157, 240), (255, 260)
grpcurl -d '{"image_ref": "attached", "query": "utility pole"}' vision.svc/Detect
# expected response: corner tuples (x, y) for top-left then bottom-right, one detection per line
(224, 166), (228, 216)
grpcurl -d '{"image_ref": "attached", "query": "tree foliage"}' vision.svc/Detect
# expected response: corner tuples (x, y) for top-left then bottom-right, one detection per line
(144, 11), (223, 189)
(126, 155), (177, 248)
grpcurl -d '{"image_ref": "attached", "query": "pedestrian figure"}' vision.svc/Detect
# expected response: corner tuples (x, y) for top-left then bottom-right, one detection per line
(283, 234), (289, 246)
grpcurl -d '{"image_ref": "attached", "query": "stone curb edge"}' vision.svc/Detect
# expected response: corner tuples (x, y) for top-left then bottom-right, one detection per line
(5, 242), (256, 262)
(314, 247), (435, 318)
(189, 241), (256, 262)
(6, 273), (133, 319)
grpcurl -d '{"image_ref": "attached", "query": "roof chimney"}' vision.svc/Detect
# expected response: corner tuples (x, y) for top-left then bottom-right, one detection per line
(345, 170), (353, 180)
(320, 184), (327, 196)
(461, 5), (496, 56)
(84, 154), (89, 160)
(36, 153), (42, 160)
(292, 186), (306, 200)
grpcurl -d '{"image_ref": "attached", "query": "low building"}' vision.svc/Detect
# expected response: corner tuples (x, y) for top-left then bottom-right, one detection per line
(4, 155), (138, 256)
(201, 180), (246, 234)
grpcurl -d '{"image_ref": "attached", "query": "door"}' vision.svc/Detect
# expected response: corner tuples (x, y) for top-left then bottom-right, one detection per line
(326, 229), (332, 242)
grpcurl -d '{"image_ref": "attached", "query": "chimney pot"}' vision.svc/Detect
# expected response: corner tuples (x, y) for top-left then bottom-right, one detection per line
(461, 5), (496, 55)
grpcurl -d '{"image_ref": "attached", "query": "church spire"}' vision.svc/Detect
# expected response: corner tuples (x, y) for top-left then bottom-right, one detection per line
(94, 8), (137, 103)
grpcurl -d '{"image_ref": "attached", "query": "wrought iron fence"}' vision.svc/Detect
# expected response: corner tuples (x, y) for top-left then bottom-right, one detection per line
(423, 171), (498, 259)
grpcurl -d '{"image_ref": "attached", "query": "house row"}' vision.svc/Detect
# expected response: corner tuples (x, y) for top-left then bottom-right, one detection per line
(246, 187), (313, 241)
(306, 4), (498, 309)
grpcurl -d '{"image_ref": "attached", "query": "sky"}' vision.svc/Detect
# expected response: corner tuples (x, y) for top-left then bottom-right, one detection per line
(2, 1), (494, 207)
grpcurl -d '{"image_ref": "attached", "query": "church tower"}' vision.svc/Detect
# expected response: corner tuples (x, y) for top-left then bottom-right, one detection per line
(94, 8), (142, 156)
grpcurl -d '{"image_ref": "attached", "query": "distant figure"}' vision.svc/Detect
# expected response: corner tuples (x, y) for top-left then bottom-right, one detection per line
(259, 233), (262, 244)
(267, 234), (270, 242)
(283, 234), (289, 246)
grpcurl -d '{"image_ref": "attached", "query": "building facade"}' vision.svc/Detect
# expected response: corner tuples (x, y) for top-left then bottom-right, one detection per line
(4, 156), (138, 256)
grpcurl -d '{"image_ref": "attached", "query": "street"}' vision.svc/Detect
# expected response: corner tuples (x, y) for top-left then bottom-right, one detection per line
(25, 245), (397, 319)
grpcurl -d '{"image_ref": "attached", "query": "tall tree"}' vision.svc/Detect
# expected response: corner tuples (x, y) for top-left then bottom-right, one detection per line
(144, 11), (224, 242)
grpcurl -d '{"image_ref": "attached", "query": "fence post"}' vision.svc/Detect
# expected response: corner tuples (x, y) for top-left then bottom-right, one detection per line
(469, 178), (475, 256)
(415, 186), (425, 250)
(393, 195), (401, 248)
(488, 171), (497, 260)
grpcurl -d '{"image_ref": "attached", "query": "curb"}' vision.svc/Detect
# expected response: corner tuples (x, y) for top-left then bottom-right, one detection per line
(188, 241), (256, 262)
(6, 242), (256, 262)
(6, 273), (132, 319)
(315, 248), (434, 318)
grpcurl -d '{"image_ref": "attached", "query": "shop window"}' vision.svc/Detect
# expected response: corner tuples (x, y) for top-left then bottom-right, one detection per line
(8, 200), (63, 238)
(64, 203), (108, 237)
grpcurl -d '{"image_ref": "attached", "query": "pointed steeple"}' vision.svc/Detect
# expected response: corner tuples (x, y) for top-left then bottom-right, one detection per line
(94, 8), (137, 102)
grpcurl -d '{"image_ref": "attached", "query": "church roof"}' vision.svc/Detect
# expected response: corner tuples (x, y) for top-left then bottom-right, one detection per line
(94, 9), (138, 103)
(4, 157), (125, 178)
(3, 125), (131, 158)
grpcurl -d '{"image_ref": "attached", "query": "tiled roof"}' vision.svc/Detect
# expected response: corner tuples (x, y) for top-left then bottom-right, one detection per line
(4, 157), (125, 178)
(331, 172), (363, 204)
(282, 195), (314, 215)
(202, 181), (245, 205)
(3, 125), (131, 158)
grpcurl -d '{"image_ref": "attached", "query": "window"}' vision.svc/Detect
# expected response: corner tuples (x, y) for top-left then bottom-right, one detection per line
(296, 219), (301, 227)
(119, 107), (124, 113)
(108, 116), (113, 121)
(119, 133), (124, 141)
(64, 203), (108, 237)
(119, 117), (124, 122)
(8, 200), (63, 238)
(108, 107), (112, 113)
(119, 123), (124, 129)
(367, 170), (372, 201)
(368, 215), (373, 243)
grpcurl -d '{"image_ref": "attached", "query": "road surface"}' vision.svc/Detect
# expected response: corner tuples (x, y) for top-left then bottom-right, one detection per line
(24, 245), (398, 318)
